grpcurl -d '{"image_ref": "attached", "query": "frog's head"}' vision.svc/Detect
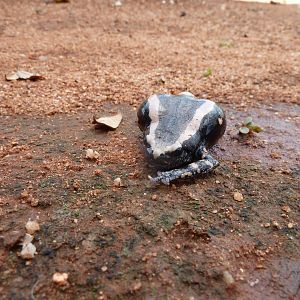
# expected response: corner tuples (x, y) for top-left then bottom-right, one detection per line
(137, 93), (226, 170)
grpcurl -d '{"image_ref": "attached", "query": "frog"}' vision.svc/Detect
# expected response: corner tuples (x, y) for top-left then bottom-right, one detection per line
(137, 92), (226, 185)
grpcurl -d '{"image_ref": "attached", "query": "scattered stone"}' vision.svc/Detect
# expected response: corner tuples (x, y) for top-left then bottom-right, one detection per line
(272, 221), (281, 230)
(20, 190), (29, 199)
(25, 153), (33, 159)
(270, 152), (280, 159)
(38, 55), (48, 61)
(223, 270), (235, 286)
(113, 177), (123, 187)
(287, 223), (294, 229)
(249, 278), (259, 287)
(30, 197), (39, 207)
(101, 266), (108, 272)
(256, 264), (264, 269)
(25, 220), (40, 235)
(20, 234), (36, 260)
(85, 148), (100, 160)
(264, 222), (271, 228)
(52, 272), (69, 286)
(94, 169), (102, 176)
(281, 206), (291, 213)
(151, 194), (158, 201)
(73, 180), (81, 191)
(132, 281), (142, 291)
(114, 0), (122, 7)
(159, 76), (166, 83)
(233, 191), (243, 202)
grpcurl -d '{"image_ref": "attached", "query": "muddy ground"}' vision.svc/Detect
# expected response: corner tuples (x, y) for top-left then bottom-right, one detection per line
(0, 0), (299, 299)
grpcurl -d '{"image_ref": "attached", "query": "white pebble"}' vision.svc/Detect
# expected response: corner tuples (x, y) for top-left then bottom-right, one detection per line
(223, 271), (235, 286)
(25, 220), (40, 235)
(113, 177), (123, 187)
(53, 272), (69, 286)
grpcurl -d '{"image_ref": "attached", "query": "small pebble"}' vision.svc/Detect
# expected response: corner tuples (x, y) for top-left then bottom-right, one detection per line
(20, 242), (36, 260)
(272, 221), (280, 229)
(223, 270), (235, 286)
(287, 223), (294, 229)
(52, 272), (69, 286)
(151, 194), (158, 201)
(85, 148), (100, 160)
(233, 191), (243, 202)
(114, 0), (122, 7)
(30, 197), (39, 207)
(20, 234), (36, 260)
(281, 206), (291, 213)
(25, 220), (40, 235)
(101, 266), (108, 272)
(113, 177), (123, 187)
(20, 190), (29, 199)
(73, 181), (81, 191)
(25, 153), (33, 159)
(132, 281), (142, 291)
(249, 278), (259, 287)
(94, 169), (102, 176)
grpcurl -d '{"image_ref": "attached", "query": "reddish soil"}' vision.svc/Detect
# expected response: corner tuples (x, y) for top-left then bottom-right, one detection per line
(0, 1), (299, 299)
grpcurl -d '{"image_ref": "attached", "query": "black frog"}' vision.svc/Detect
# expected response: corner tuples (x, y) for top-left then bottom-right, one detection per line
(137, 92), (226, 185)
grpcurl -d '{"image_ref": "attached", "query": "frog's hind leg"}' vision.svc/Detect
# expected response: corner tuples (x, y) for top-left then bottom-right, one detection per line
(149, 154), (219, 185)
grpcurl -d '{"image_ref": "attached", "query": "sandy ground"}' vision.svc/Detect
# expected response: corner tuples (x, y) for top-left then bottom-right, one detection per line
(0, 0), (299, 299)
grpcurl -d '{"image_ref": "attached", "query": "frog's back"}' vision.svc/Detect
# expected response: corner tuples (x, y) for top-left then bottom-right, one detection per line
(146, 94), (217, 157)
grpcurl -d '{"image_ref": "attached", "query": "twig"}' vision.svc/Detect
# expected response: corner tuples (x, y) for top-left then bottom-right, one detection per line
(31, 277), (39, 300)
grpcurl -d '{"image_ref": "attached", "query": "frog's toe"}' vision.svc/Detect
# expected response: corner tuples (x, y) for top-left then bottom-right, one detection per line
(148, 174), (170, 185)
(147, 155), (219, 185)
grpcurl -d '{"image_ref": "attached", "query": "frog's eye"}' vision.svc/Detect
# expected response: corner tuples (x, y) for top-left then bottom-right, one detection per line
(137, 100), (151, 131)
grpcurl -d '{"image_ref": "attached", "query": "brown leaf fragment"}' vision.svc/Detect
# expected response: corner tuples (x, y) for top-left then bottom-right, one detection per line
(5, 71), (45, 81)
(93, 112), (122, 130)
(45, 0), (70, 3)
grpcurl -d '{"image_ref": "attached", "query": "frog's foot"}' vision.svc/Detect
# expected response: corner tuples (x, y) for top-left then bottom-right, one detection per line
(149, 154), (219, 185)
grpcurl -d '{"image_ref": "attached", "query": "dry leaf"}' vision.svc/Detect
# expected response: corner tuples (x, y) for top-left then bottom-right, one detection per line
(6, 70), (45, 81)
(44, 0), (70, 3)
(93, 112), (122, 130)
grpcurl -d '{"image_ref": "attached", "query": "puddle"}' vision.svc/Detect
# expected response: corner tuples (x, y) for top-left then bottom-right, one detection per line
(216, 103), (300, 168)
